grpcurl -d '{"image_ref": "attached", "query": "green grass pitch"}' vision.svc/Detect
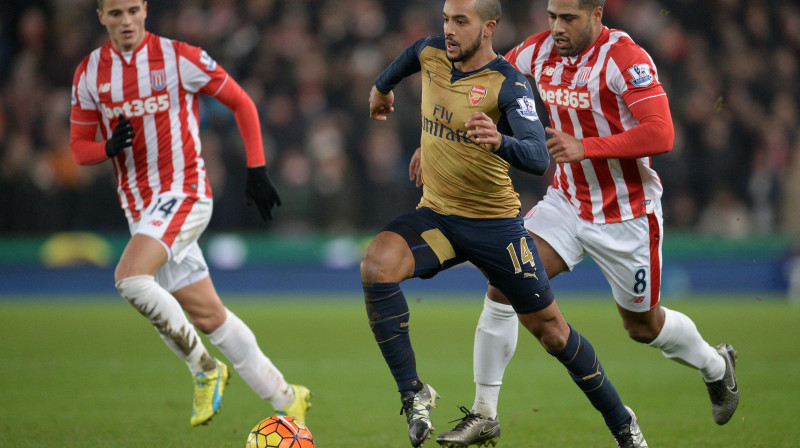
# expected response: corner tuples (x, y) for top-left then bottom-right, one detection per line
(1, 293), (798, 447)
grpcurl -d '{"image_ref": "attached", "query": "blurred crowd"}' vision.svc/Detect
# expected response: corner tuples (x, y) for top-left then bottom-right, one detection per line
(1, 0), (799, 238)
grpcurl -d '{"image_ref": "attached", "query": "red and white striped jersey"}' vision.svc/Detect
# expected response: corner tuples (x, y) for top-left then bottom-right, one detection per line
(70, 32), (229, 224)
(506, 27), (667, 224)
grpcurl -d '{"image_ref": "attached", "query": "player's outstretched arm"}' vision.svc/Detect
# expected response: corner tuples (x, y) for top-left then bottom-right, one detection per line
(370, 36), (427, 121)
(212, 75), (282, 221)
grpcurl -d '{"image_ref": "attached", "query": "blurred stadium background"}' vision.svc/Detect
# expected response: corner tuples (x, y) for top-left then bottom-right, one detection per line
(1, 0), (799, 298)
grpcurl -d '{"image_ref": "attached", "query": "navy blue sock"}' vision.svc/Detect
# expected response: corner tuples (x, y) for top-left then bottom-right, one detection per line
(551, 324), (631, 429)
(363, 282), (421, 393)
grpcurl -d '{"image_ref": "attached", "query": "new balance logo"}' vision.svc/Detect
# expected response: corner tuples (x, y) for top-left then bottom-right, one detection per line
(98, 83), (111, 93)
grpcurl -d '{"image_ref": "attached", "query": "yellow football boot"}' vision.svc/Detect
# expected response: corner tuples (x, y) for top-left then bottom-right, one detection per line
(276, 384), (312, 424)
(190, 359), (230, 426)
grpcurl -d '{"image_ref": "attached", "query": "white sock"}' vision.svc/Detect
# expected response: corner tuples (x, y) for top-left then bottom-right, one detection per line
(207, 308), (292, 409)
(472, 295), (518, 419)
(648, 306), (726, 382)
(116, 275), (215, 375)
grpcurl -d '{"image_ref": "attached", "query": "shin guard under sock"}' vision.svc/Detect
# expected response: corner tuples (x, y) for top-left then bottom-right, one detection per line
(551, 324), (629, 429)
(363, 282), (421, 393)
(208, 308), (288, 404)
(649, 306), (725, 382)
(473, 295), (518, 418)
(116, 275), (215, 375)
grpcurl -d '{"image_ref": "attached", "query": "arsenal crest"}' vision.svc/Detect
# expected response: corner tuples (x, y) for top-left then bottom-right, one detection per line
(469, 85), (487, 106)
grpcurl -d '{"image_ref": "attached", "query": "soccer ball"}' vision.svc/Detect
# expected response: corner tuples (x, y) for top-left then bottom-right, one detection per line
(245, 415), (314, 448)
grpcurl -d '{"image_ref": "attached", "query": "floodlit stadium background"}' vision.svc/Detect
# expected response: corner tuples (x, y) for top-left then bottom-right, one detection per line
(2, 3), (799, 446)
(1, 0), (798, 297)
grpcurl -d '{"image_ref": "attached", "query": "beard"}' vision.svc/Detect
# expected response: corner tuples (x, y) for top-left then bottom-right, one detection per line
(554, 26), (593, 57)
(447, 32), (483, 63)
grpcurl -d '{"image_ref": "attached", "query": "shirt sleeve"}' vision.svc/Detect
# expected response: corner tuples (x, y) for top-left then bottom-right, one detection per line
(504, 38), (534, 77)
(374, 36), (428, 94)
(175, 42), (265, 167)
(212, 76), (266, 167)
(582, 42), (674, 159)
(582, 93), (674, 159)
(70, 57), (107, 165)
(176, 42), (230, 96)
(606, 41), (664, 107)
(494, 74), (550, 175)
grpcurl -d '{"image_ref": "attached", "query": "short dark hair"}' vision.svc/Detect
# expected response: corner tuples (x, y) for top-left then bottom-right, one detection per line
(97, 0), (145, 11)
(579, 0), (605, 11)
(474, 0), (502, 22)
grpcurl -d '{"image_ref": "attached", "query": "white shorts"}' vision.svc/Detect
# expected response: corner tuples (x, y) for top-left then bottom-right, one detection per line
(129, 193), (211, 293)
(524, 187), (663, 312)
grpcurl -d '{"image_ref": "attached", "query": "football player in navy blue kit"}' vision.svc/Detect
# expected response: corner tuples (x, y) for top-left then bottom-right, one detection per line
(360, 0), (647, 446)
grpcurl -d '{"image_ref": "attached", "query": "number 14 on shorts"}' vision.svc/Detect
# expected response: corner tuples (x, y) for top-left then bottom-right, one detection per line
(149, 197), (178, 218)
(506, 237), (536, 275)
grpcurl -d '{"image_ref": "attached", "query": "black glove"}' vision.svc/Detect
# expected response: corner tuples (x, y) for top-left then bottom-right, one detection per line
(105, 114), (135, 158)
(245, 166), (282, 221)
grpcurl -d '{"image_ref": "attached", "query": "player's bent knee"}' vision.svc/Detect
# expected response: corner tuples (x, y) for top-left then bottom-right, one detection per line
(538, 327), (569, 353)
(360, 257), (390, 283)
(188, 309), (225, 334)
(360, 258), (380, 282)
(360, 240), (412, 283)
(113, 261), (137, 284)
(625, 324), (659, 344)
(519, 314), (568, 353)
(192, 316), (222, 335)
(619, 305), (664, 343)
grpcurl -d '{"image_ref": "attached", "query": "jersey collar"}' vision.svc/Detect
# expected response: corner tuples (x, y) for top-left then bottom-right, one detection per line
(450, 54), (503, 83)
(107, 32), (153, 64)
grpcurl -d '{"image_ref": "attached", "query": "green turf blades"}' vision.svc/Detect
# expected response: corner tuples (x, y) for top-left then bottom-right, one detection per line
(0, 295), (794, 447)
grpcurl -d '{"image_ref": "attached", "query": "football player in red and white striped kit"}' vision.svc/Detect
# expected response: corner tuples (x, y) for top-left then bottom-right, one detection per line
(431, 0), (739, 446)
(70, 0), (310, 427)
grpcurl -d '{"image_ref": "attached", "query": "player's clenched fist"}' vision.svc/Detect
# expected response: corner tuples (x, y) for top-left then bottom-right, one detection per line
(545, 126), (585, 163)
(466, 112), (500, 152)
(369, 86), (395, 121)
(245, 165), (282, 221)
(105, 114), (135, 158)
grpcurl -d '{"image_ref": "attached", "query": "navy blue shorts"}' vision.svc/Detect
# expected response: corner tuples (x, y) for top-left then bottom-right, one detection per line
(383, 207), (554, 314)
